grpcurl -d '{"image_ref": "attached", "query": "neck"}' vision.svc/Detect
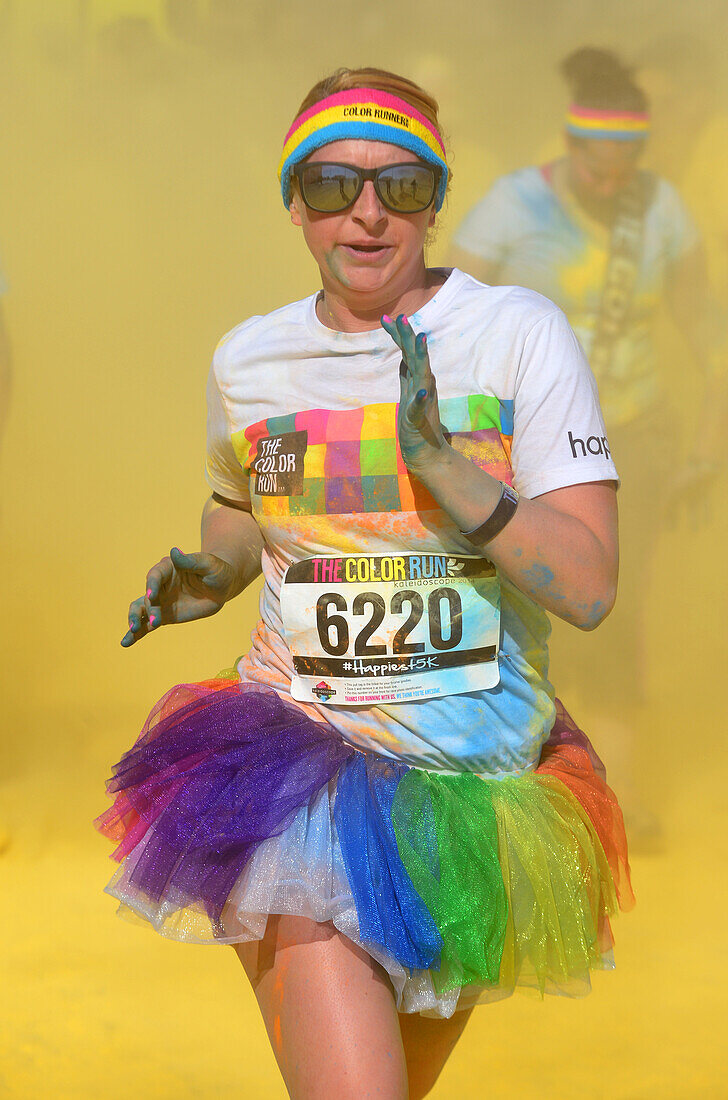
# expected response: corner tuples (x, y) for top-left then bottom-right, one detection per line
(563, 160), (619, 226)
(316, 262), (447, 333)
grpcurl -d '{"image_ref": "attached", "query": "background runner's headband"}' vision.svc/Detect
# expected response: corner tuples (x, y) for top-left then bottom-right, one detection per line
(278, 88), (449, 211)
(566, 104), (651, 141)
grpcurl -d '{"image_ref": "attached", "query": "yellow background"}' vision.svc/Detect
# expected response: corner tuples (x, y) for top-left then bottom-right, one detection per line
(1, 2), (727, 1097)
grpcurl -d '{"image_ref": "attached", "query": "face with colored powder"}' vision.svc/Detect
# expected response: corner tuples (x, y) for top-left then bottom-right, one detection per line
(566, 136), (644, 204)
(289, 139), (437, 305)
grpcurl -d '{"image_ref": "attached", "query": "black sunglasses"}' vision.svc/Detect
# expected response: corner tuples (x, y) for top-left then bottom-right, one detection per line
(292, 161), (439, 214)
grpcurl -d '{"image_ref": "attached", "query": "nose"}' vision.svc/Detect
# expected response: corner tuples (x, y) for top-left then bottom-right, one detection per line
(351, 179), (387, 230)
(597, 178), (622, 198)
(593, 167), (633, 198)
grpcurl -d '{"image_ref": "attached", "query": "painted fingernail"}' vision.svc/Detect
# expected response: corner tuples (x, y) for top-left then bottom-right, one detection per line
(402, 315), (408, 323)
(416, 388), (427, 400)
(146, 589), (152, 598)
(382, 314), (392, 323)
(149, 615), (156, 626)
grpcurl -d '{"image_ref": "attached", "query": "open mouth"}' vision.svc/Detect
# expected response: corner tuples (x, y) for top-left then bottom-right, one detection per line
(341, 243), (391, 260)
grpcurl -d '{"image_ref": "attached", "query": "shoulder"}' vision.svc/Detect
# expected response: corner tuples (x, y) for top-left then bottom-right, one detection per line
(489, 165), (545, 193)
(453, 167), (551, 253)
(457, 167), (555, 239)
(211, 295), (314, 385)
(471, 166), (547, 208)
(451, 269), (564, 330)
(642, 173), (699, 253)
(646, 173), (690, 218)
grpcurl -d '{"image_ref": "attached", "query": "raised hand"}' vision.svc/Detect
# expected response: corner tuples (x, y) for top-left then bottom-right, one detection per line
(121, 546), (238, 647)
(381, 313), (447, 476)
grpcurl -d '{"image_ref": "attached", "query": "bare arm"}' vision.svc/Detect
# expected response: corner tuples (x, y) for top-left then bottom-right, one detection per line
(418, 448), (617, 630)
(201, 494), (264, 599)
(122, 495), (263, 646)
(381, 314), (618, 631)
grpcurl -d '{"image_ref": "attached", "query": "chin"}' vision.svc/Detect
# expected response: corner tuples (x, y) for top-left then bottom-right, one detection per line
(340, 268), (393, 295)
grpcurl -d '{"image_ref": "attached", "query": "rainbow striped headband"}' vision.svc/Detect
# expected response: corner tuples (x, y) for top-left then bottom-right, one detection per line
(566, 104), (651, 141)
(278, 88), (449, 211)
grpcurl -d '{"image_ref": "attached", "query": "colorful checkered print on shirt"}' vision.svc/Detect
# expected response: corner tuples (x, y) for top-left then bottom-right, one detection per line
(234, 395), (514, 517)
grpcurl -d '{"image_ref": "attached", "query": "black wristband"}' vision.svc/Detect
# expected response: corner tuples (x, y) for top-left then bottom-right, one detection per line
(462, 483), (519, 545)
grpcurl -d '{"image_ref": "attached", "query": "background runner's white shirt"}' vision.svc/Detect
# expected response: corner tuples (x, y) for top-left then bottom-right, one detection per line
(452, 168), (698, 426)
(205, 269), (617, 776)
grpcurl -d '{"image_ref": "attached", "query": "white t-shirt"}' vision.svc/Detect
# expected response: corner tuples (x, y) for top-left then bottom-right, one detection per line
(206, 268), (617, 777)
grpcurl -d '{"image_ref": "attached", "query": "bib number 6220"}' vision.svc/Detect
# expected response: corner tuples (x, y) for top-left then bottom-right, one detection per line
(315, 587), (463, 658)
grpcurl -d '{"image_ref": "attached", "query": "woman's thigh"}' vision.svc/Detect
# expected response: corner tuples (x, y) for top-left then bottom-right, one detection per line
(399, 1006), (474, 1100)
(234, 915), (409, 1100)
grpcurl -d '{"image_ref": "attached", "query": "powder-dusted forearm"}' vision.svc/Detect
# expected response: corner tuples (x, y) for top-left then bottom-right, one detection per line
(201, 496), (264, 601)
(417, 444), (618, 630)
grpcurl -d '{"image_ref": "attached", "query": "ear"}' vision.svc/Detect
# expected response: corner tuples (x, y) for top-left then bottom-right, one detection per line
(289, 191), (303, 227)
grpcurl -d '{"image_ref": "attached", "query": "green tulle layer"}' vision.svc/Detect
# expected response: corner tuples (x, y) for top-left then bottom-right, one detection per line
(391, 767), (619, 998)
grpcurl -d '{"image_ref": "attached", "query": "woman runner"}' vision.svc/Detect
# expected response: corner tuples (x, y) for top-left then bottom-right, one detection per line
(449, 50), (725, 838)
(97, 67), (633, 1100)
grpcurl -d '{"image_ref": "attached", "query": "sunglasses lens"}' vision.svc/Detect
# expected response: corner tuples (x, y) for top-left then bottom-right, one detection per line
(300, 164), (361, 211)
(377, 164), (436, 211)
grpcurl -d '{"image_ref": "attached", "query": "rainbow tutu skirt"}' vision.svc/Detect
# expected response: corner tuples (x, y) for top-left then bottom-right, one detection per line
(96, 674), (634, 1018)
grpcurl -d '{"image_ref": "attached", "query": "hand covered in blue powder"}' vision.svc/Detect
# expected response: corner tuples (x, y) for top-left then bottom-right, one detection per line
(121, 547), (238, 647)
(381, 313), (448, 477)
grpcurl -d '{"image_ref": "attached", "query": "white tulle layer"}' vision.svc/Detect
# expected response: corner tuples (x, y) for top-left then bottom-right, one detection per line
(107, 771), (609, 1018)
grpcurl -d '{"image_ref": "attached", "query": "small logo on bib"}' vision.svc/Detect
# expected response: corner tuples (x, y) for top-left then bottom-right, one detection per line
(253, 430), (308, 496)
(312, 680), (335, 702)
(446, 558), (465, 576)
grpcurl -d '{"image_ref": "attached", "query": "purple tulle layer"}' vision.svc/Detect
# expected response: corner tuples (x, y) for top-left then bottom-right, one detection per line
(102, 684), (356, 928)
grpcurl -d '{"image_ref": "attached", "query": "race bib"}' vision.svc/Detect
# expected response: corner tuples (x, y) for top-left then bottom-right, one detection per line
(279, 553), (501, 706)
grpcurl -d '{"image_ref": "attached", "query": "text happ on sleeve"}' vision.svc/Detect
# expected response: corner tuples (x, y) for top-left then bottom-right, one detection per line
(509, 308), (618, 499)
